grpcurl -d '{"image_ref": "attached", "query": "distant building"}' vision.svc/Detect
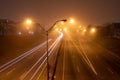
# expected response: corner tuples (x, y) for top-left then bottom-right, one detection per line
(96, 22), (120, 39)
(0, 19), (17, 36)
(0, 19), (43, 36)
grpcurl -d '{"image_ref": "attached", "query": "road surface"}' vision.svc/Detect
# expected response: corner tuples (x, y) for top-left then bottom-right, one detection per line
(0, 32), (120, 80)
(54, 34), (120, 80)
(0, 33), (63, 80)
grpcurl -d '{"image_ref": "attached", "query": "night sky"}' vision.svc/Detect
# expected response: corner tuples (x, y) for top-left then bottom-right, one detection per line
(0, 0), (120, 27)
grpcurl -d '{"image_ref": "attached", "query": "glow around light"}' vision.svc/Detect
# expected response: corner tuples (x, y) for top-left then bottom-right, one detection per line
(26, 19), (32, 25)
(18, 32), (22, 35)
(64, 27), (67, 31)
(79, 25), (82, 28)
(83, 29), (87, 32)
(28, 31), (34, 35)
(91, 28), (95, 33)
(55, 28), (59, 31)
(70, 18), (75, 23)
(60, 28), (62, 31)
(60, 21), (64, 25)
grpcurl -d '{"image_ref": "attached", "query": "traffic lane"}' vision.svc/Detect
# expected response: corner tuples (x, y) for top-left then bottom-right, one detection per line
(68, 39), (97, 80)
(37, 39), (63, 80)
(18, 35), (63, 80)
(0, 39), (55, 80)
(55, 39), (76, 80)
(0, 43), (47, 80)
(77, 37), (120, 80)
(53, 41), (64, 80)
(63, 40), (76, 80)
(55, 39), (96, 80)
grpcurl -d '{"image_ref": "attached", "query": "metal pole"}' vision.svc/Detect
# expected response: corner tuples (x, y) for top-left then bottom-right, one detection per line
(46, 31), (49, 80)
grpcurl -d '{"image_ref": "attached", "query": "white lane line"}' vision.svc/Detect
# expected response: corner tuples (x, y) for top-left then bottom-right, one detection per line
(6, 68), (15, 75)
(0, 39), (52, 72)
(71, 40), (98, 75)
(80, 44), (98, 75)
(22, 35), (62, 80)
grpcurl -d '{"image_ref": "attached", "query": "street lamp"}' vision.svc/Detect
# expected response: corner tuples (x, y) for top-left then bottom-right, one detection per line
(46, 19), (67, 80)
(26, 19), (67, 80)
(91, 28), (96, 33)
(26, 19), (32, 25)
(70, 18), (75, 24)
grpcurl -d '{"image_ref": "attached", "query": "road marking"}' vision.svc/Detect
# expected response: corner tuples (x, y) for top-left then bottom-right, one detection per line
(6, 68), (15, 75)
(80, 41), (98, 75)
(71, 39), (98, 75)
(80, 43), (98, 75)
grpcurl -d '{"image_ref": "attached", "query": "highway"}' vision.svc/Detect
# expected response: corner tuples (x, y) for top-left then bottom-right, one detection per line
(0, 33), (63, 80)
(54, 33), (120, 80)
(0, 31), (120, 80)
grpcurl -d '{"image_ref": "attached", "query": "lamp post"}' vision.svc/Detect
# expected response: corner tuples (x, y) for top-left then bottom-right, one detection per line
(45, 19), (67, 80)
(26, 19), (67, 80)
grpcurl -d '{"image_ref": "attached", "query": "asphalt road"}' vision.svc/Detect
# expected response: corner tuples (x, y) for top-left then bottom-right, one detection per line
(54, 34), (120, 80)
(0, 33), (63, 80)
(1, 32), (120, 80)
(0, 39), (49, 80)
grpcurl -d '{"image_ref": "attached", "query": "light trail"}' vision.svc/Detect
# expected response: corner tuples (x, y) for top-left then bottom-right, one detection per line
(0, 39), (52, 72)
(22, 33), (63, 80)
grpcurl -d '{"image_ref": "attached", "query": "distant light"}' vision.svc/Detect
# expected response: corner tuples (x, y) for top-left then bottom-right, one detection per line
(91, 28), (95, 33)
(26, 19), (32, 25)
(28, 31), (34, 35)
(54, 25), (58, 28)
(64, 27), (67, 31)
(60, 21), (64, 25)
(70, 18), (75, 23)
(55, 28), (59, 31)
(18, 32), (22, 35)
(83, 29), (87, 32)
(79, 26), (82, 28)
(60, 28), (62, 31)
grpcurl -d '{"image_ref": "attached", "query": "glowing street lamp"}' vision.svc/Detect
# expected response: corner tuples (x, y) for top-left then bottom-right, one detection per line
(64, 27), (67, 31)
(55, 28), (59, 31)
(46, 19), (67, 80)
(91, 28), (96, 33)
(33, 19), (67, 80)
(26, 19), (32, 25)
(60, 21), (64, 25)
(79, 25), (82, 28)
(70, 18), (75, 23)
(59, 28), (62, 31)
(25, 18), (67, 80)
(83, 29), (87, 32)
